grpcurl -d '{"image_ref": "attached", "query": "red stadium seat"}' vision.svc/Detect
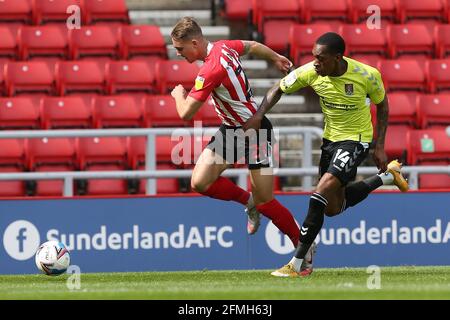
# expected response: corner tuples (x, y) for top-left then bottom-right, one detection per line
(56, 60), (106, 95)
(396, 0), (446, 23)
(252, 0), (300, 33)
(34, 165), (73, 197)
(0, 139), (25, 167)
(416, 93), (450, 128)
(18, 25), (69, 60)
(82, 164), (129, 196)
(342, 24), (387, 57)
(144, 95), (187, 127)
(77, 137), (127, 169)
(385, 92), (418, 127)
(84, 0), (129, 24)
(419, 161), (450, 190)
(93, 95), (144, 128)
(0, 167), (25, 197)
(33, 0), (84, 25)
(193, 99), (222, 127)
(120, 25), (167, 59)
(289, 23), (339, 65)
(0, 60), (7, 95)
(155, 60), (201, 94)
(127, 136), (180, 168)
(41, 96), (93, 129)
(384, 125), (410, 161)
(378, 59), (426, 91)
(26, 138), (77, 169)
(106, 60), (156, 94)
(348, 0), (396, 23)
(69, 25), (119, 59)
(302, 0), (349, 23)
(5, 61), (55, 96)
(435, 24), (450, 58)
(387, 24), (434, 58)
(406, 128), (450, 165)
(137, 164), (180, 194)
(351, 54), (383, 68)
(0, 0), (32, 23)
(426, 59), (450, 93)
(0, 97), (40, 129)
(222, 0), (252, 20)
(0, 25), (19, 58)
(263, 20), (296, 54)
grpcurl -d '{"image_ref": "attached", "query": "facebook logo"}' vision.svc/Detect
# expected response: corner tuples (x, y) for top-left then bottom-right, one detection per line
(16, 228), (28, 253)
(3, 220), (40, 260)
(265, 221), (297, 255)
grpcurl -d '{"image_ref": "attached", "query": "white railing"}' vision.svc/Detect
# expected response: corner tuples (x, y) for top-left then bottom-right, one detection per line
(0, 127), (324, 196)
(0, 127), (449, 196)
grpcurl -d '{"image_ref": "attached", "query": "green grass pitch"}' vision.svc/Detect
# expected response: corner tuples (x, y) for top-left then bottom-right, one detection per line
(1, 266), (449, 300)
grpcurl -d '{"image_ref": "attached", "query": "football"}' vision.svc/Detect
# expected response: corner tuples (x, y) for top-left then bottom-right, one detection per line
(35, 241), (71, 276)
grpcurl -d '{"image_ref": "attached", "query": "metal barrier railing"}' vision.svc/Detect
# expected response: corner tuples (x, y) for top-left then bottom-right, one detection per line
(0, 126), (324, 196)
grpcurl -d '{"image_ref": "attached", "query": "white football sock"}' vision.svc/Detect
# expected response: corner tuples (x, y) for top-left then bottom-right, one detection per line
(289, 256), (303, 272)
(378, 172), (394, 185)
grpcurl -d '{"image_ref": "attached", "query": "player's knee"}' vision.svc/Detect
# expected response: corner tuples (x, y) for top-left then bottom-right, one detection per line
(191, 179), (208, 193)
(315, 174), (341, 196)
(324, 207), (340, 217)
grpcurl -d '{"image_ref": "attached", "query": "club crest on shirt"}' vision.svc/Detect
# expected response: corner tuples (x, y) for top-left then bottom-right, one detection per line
(345, 83), (354, 95)
(195, 76), (205, 90)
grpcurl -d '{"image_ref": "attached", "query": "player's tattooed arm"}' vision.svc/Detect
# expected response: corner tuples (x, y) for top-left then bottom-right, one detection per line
(374, 96), (389, 172)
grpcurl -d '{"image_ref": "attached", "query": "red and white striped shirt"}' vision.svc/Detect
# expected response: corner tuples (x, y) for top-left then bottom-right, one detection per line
(188, 40), (258, 127)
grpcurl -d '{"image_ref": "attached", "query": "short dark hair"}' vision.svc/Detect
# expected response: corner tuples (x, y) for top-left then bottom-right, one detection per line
(171, 17), (203, 41)
(316, 32), (346, 55)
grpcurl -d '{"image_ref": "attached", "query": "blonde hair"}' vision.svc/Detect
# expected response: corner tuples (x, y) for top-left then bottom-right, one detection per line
(171, 17), (203, 41)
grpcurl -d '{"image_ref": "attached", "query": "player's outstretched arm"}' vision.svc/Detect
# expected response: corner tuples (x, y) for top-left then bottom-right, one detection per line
(242, 41), (292, 75)
(243, 81), (284, 132)
(171, 84), (203, 121)
(373, 95), (389, 172)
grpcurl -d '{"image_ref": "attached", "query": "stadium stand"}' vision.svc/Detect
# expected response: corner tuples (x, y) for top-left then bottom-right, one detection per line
(0, 0), (32, 24)
(41, 96), (93, 129)
(70, 25), (120, 59)
(348, 0), (396, 24)
(406, 128), (450, 165)
(0, 0), (449, 197)
(5, 61), (55, 96)
(56, 60), (106, 95)
(0, 97), (40, 129)
(426, 59), (450, 93)
(93, 95), (144, 128)
(120, 24), (167, 59)
(84, 0), (130, 24)
(435, 24), (450, 58)
(144, 95), (188, 127)
(18, 25), (69, 60)
(33, 0), (85, 25)
(417, 93), (450, 128)
(106, 60), (157, 94)
(378, 59), (427, 91)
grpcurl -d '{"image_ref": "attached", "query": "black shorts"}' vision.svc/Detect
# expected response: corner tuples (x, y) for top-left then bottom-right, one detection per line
(206, 116), (275, 170)
(319, 138), (370, 185)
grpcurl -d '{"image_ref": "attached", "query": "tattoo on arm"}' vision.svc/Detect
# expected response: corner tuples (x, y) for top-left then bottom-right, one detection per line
(256, 82), (283, 118)
(375, 97), (389, 146)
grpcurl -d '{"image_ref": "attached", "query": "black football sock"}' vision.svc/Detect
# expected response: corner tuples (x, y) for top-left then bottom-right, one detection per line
(343, 175), (383, 211)
(294, 192), (327, 259)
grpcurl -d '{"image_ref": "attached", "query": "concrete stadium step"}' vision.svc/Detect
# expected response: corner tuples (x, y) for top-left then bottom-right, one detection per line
(267, 113), (323, 127)
(130, 9), (212, 26)
(127, 0), (211, 10)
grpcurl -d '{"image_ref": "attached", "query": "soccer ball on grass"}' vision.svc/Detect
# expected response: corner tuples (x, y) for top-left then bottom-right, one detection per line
(35, 241), (70, 276)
